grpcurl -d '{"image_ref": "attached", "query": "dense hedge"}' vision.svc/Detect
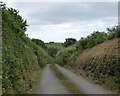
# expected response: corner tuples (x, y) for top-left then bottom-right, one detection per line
(2, 5), (53, 93)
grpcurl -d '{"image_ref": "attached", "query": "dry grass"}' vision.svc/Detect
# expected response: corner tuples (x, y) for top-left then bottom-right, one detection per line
(76, 38), (118, 64)
(67, 38), (119, 92)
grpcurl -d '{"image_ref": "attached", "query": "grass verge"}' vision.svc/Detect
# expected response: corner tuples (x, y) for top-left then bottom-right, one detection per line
(0, 76), (2, 95)
(29, 70), (42, 94)
(51, 64), (81, 94)
(0, 87), (2, 96)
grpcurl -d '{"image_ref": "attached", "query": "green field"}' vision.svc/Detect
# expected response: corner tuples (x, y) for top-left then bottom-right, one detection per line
(46, 43), (64, 50)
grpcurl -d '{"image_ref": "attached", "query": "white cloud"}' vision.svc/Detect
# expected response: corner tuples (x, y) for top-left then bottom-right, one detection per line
(3, 1), (118, 42)
(26, 16), (117, 42)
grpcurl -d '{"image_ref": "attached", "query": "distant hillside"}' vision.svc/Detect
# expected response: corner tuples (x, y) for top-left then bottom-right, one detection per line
(67, 38), (119, 92)
(46, 43), (64, 50)
(2, 6), (53, 93)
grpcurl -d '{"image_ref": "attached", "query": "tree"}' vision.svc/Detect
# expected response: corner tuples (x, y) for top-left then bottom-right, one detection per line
(107, 26), (120, 39)
(47, 47), (58, 58)
(63, 38), (77, 47)
(76, 37), (87, 50)
(49, 41), (54, 44)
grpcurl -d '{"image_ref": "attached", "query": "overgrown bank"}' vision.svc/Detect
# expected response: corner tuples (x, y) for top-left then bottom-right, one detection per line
(66, 38), (119, 92)
(55, 29), (120, 92)
(2, 5), (53, 93)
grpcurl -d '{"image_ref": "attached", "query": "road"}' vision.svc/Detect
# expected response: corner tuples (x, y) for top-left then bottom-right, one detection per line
(37, 64), (69, 94)
(56, 64), (111, 94)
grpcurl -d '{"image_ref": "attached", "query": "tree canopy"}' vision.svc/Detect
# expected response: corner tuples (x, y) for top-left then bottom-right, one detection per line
(32, 39), (47, 49)
(63, 38), (77, 47)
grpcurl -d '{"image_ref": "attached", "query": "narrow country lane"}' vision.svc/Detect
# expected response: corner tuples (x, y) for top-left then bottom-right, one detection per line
(56, 64), (112, 94)
(37, 64), (70, 94)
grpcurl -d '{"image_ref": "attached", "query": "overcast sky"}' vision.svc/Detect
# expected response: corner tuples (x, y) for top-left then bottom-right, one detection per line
(4, 0), (118, 42)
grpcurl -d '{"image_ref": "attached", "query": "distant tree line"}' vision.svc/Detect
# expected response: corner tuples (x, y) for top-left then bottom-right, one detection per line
(32, 39), (47, 49)
(32, 39), (58, 58)
(31, 25), (120, 58)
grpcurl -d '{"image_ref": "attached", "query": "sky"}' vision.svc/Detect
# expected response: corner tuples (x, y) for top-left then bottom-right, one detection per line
(3, 0), (119, 42)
